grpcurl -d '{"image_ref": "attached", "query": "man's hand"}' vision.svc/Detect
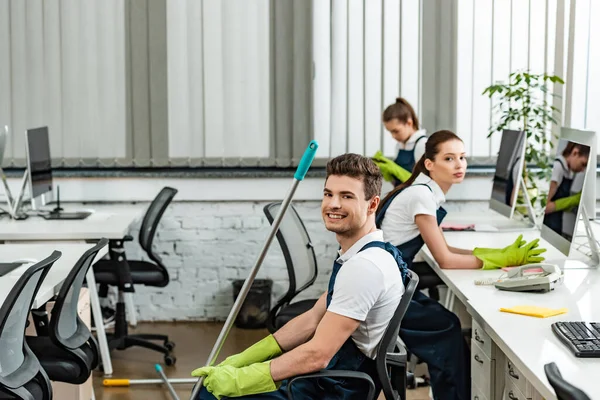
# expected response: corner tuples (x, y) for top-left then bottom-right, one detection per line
(192, 362), (277, 399)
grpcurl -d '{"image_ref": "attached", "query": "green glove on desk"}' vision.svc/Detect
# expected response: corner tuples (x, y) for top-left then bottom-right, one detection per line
(473, 234), (537, 255)
(372, 151), (412, 183)
(191, 361), (278, 399)
(215, 334), (282, 369)
(473, 239), (547, 270)
(554, 192), (582, 212)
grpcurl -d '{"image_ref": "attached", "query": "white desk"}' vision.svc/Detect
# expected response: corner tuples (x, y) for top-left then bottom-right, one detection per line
(0, 204), (144, 241)
(0, 243), (108, 308)
(420, 229), (600, 399)
(0, 203), (145, 376)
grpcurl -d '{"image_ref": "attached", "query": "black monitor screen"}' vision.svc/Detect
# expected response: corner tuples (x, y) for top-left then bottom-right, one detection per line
(26, 127), (53, 199)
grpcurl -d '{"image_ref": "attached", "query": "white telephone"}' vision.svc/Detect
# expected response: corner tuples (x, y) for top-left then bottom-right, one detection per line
(494, 263), (563, 293)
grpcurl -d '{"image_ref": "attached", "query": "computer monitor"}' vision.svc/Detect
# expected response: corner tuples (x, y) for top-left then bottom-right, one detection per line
(489, 129), (526, 219)
(541, 133), (594, 258)
(25, 126), (53, 209)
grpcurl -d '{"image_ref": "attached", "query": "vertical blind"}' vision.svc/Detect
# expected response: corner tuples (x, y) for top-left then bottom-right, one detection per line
(0, 0), (597, 168)
(0, 0), (126, 166)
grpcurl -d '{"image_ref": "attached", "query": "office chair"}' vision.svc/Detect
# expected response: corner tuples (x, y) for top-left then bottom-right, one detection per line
(287, 270), (419, 400)
(544, 362), (591, 400)
(94, 187), (178, 366)
(26, 239), (108, 386)
(263, 202), (319, 333)
(0, 251), (61, 400)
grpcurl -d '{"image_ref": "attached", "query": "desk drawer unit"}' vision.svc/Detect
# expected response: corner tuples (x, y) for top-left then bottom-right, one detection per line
(502, 374), (528, 400)
(504, 359), (531, 398)
(472, 382), (489, 400)
(473, 318), (493, 357)
(471, 341), (493, 399)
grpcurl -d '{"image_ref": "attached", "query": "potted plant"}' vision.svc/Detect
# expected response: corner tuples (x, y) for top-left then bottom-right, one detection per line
(482, 71), (565, 216)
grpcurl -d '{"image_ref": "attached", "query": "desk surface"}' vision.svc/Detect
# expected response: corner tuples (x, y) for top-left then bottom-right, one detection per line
(0, 243), (108, 309)
(0, 204), (145, 241)
(420, 226), (600, 399)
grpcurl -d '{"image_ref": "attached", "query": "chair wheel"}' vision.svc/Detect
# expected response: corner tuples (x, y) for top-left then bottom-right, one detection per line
(164, 340), (176, 351)
(164, 354), (177, 366)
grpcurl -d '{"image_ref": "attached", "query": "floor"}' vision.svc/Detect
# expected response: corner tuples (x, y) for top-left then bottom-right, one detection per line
(93, 322), (431, 400)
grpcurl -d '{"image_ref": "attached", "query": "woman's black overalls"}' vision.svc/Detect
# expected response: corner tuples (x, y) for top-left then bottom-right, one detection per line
(393, 135), (427, 186)
(199, 241), (409, 400)
(546, 158), (573, 236)
(376, 183), (470, 400)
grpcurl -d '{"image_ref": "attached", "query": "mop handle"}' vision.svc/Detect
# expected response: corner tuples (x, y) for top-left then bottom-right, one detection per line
(189, 140), (318, 400)
(103, 378), (197, 386)
(156, 364), (180, 400)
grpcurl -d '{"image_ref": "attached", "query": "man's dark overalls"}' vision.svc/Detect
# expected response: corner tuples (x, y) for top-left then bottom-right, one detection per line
(199, 241), (408, 399)
(376, 182), (470, 400)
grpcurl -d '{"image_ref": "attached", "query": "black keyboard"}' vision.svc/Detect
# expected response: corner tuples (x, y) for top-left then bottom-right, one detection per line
(552, 321), (600, 357)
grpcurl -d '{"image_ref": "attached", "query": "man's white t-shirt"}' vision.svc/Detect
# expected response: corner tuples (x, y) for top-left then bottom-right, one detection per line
(327, 230), (405, 359)
(395, 129), (427, 162)
(380, 173), (446, 246)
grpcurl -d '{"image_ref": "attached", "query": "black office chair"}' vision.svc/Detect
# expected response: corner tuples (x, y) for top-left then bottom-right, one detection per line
(263, 202), (319, 333)
(94, 187), (178, 365)
(287, 270), (419, 400)
(26, 239), (108, 386)
(544, 362), (591, 400)
(0, 251), (61, 400)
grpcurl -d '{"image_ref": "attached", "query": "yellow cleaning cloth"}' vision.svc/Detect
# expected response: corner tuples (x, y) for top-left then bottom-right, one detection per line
(500, 305), (568, 318)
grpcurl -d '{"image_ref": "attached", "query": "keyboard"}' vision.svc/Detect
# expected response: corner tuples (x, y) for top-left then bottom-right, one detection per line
(552, 321), (600, 357)
(0, 262), (24, 277)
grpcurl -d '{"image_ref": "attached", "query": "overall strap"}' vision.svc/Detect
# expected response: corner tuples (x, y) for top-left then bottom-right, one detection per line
(375, 183), (433, 228)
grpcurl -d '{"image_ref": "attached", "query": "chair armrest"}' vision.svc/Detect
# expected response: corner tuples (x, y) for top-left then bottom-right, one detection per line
(387, 338), (408, 366)
(123, 234), (134, 242)
(286, 370), (376, 400)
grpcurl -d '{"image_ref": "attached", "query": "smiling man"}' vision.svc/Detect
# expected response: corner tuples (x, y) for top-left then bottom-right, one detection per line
(192, 153), (408, 399)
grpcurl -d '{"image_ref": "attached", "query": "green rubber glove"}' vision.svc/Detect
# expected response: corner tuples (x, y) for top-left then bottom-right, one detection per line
(472, 234), (526, 255)
(192, 362), (278, 399)
(554, 192), (582, 212)
(372, 151), (412, 183)
(473, 239), (547, 270)
(214, 334), (282, 369)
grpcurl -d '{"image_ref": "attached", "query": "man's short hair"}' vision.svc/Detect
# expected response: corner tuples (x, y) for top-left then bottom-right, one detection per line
(326, 153), (383, 200)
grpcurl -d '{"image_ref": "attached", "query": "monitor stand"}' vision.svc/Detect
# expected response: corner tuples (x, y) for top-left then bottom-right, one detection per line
(41, 186), (91, 220)
(0, 167), (31, 220)
(560, 205), (600, 270)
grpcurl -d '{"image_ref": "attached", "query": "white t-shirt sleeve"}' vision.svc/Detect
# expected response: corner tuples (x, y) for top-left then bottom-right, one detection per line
(551, 160), (565, 184)
(327, 258), (384, 321)
(413, 136), (426, 162)
(408, 186), (437, 218)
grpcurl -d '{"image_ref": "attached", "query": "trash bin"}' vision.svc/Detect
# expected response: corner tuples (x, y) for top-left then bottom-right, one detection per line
(232, 279), (272, 329)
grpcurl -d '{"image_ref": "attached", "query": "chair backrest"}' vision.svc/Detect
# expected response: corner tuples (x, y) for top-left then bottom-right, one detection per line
(544, 362), (591, 400)
(0, 251), (60, 386)
(139, 187), (178, 259)
(376, 270), (419, 400)
(50, 239), (108, 351)
(263, 202), (318, 302)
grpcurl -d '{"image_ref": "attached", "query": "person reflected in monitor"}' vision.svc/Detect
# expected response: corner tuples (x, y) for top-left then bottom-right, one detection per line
(544, 141), (589, 239)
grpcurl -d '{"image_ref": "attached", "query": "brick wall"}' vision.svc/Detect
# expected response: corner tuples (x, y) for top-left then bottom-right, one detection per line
(123, 200), (489, 321)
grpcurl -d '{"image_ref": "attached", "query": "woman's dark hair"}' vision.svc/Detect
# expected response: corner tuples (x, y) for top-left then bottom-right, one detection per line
(562, 141), (590, 158)
(382, 97), (419, 130)
(377, 130), (462, 214)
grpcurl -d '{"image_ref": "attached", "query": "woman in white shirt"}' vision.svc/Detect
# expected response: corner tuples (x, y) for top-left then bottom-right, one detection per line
(375, 130), (545, 400)
(382, 97), (427, 185)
